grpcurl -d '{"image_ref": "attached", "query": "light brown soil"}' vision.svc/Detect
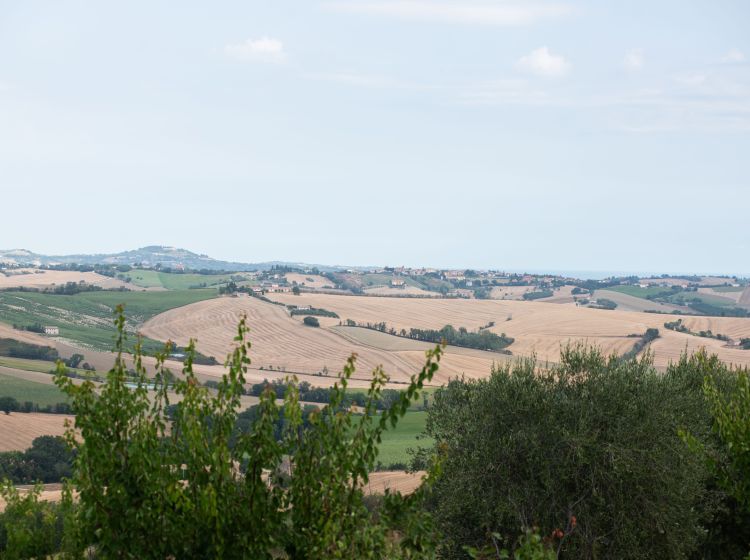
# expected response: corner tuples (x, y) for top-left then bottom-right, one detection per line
(364, 471), (425, 495)
(0, 413), (72, 452)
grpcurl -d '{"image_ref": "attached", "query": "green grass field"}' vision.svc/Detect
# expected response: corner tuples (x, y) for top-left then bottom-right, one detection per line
(0, 373), (68, 406)
(712, 286), (745, 293)
(128, 269), (245, 290)
(608, 285), (676, 299)
(666, 292), (735, 308)
(608, 285), (737, 310)
(128, 269), (163, 288)
(0, 289), (218, 353)
(375, 411), (432, 467)
(0, 356), (95, 378)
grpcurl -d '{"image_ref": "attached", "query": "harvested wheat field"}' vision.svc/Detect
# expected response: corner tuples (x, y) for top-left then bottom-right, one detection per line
(141, 296), (505, 386)
(489, 286), (534, 300)
(264, 293), (750, 370)
(0, 413), (72, 452)
(0, 268), (130, 290)
(363, 285), (438, 297)
(365, 471), (425, 495)
(592, 290), (689, 314)
(538, 285), (578, 304)
(285, 273), (332, 289)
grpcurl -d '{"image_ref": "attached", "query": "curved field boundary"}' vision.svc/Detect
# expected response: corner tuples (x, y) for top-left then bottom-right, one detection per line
(330, 325), (515, 363)
(266, 293), (750, 370)
(141, 296), (505, 386)
(593, 290), (689, 314)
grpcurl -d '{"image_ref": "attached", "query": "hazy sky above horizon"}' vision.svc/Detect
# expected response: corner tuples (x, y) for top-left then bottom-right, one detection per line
(1, 1), (749, 274)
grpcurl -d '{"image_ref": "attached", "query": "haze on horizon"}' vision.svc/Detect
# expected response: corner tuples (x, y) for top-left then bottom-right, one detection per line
(1, 1), (748, 275)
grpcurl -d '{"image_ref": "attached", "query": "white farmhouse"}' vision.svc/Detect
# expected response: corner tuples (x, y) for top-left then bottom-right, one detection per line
(44, 326), (59, 335)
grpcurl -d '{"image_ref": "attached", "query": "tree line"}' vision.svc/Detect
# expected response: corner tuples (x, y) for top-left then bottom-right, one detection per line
(620, 327), (660, 361)
(0, 436), (73, 485)
(246, 379), (404, 411)
(343, 320), (514, 353)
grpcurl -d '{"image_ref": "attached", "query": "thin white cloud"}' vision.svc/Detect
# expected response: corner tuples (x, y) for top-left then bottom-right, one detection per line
(324, 1), (572, 26)
(623, 48), (644, 71)
(224, 37), (285, 63)
(723, 48), (745, 63)
(516, 47), (569, 77)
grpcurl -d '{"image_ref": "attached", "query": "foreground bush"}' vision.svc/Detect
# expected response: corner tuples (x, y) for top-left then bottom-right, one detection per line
(0, 482), (69, 559)
(2, 307), (442, 558)
(419, 346), (748, 559)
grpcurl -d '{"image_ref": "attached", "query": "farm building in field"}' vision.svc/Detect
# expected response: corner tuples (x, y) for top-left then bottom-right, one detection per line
(43, 326), (59, 335)
(390, 279), (406, 288)
(263, 284), (292, 293)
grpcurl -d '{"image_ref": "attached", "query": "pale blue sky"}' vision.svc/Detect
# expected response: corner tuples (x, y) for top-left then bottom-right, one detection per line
(1, 1), (748, 274)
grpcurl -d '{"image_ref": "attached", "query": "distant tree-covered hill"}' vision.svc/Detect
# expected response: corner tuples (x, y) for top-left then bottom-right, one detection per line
(0, 246), (339, 272)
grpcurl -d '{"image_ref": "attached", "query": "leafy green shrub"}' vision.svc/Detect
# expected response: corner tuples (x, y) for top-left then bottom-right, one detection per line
(522, 290), (553, 301)
(35, 306), (441, 558)
(682, 365), (750, 510)
(0, 338), (60, 361)
(303, 315), (320, 327)
(0, 396), (19, 414)
(620, 328), (659, 361)
(0, 482), (69, 559)
(290, 307), (339, 318)
(0, 436), (74, 484)
(665, 318), (690, 333)
(590, 298), (617, 310)
(406, 325), (513, 353)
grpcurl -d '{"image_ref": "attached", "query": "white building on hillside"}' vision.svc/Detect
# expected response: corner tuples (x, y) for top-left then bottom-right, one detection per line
(44, 326), (59, 335)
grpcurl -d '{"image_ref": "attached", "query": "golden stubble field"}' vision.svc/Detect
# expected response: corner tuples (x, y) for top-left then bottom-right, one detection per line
(363, 285), (438, 297)
(265, 293), (750, 370)
(284, 273), (332, 289)
(0, 413), (72, 452)
(140, 293), (750, 382)
(141, 296), (507, 386)
(0, 269), (131, 290)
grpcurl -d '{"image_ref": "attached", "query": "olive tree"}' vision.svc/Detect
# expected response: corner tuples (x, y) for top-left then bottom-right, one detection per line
(419, 346), (730, 559)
